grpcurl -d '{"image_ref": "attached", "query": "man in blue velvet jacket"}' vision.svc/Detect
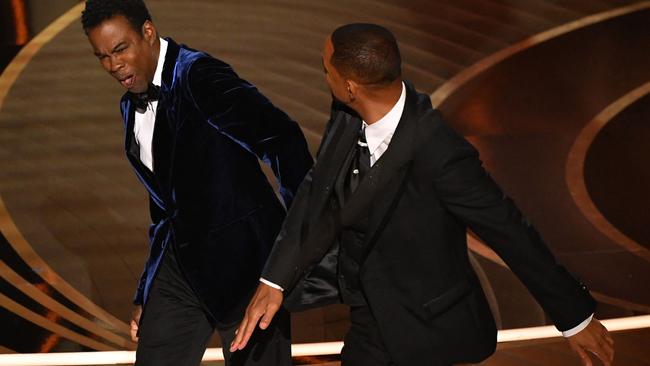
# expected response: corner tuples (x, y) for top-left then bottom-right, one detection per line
(82, 1), (312, 365)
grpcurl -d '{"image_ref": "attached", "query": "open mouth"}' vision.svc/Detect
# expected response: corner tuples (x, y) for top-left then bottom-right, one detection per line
(118, 74), (135, 89)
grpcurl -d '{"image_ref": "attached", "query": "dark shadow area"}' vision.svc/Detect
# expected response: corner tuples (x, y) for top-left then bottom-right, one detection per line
(585, 94), (650, 248)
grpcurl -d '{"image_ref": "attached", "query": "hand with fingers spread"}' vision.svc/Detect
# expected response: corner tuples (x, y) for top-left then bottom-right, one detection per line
(130, 305), (143, 342)
(230, 282), (283, 352)
(567, 318), (614, 366)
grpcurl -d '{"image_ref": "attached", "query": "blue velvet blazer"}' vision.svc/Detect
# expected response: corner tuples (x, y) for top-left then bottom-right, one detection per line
(119, 38), (312, 323)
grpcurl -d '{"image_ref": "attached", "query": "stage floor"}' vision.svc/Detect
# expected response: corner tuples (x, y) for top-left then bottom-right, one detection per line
(0, 0), (648, 364)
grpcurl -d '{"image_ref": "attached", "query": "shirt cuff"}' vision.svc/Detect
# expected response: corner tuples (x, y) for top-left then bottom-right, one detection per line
(562, 313), (594, 337)
(260, 278), (284, 292)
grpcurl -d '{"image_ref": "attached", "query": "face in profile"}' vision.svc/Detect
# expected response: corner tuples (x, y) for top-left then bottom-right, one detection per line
(86, 15), (158, 94)
(322, 36), (350, 105)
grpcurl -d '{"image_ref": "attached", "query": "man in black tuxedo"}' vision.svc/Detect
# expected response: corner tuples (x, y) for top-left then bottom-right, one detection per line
(231, 24), (614, 366)
(82, 1), (312, 365)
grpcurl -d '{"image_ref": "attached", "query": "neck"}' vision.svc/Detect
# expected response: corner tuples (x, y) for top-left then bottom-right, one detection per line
(145, 37), (161, 85)
(152, 36), (161, 65)
(352, 80), (402, 124)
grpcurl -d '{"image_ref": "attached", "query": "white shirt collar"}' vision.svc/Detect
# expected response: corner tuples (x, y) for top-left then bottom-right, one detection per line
(152, 38), (168, 87)
(363, 82), (406, 156)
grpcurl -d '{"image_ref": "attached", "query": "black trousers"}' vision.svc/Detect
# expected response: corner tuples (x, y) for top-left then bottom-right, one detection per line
(341, 306), (395, 366)
(342, 305), (453, 366)
(135, 247), (291, 366)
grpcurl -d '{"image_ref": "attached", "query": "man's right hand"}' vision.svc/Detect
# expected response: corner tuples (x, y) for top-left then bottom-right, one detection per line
(567, 318), (614, 366)
(229, 283), (283, 352)
(130, 305), (142, 342)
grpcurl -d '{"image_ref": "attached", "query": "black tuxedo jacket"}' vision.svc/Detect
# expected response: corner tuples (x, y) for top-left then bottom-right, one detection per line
(119, 38), (312, 324)
(262, 81), (595, 364)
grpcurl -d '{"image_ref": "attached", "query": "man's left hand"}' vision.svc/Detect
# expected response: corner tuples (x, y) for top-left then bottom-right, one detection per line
(567, 318), (614, 366)
(230, 283), (283, 352)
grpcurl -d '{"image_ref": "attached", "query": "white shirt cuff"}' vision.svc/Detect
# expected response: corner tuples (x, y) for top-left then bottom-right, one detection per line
(562, 313), (593, 337)
(259, 278), (284, 292)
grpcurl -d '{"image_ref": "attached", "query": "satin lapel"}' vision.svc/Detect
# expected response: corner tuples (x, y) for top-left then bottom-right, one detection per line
(122, 98), (165, 208)
(308, 112), (361, 214)
(340, 85), (420, 241)
(151, 39), (181, 202)
(123, 99), (139, 162)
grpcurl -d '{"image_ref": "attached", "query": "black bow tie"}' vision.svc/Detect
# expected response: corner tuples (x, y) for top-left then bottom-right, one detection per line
(127, 83), (160, 110)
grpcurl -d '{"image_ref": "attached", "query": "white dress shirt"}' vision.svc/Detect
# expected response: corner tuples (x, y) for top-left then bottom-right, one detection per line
(261, 82), (591, 337)
(363, 82), (406, 166)
(134, 38), (168, 172)
(260, 84), (407, 292)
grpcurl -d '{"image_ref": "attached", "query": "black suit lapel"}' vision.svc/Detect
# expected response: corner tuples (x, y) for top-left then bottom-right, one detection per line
(340, 83), (420, 245)
(122, 98), (164, 207)
(307, 112), (361, 217)
(124, 103), (140, 162)
(150, 38), (181, 201)
(121, 38), (182, 209)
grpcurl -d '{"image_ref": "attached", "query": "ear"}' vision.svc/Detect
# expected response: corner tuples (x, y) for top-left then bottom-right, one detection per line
(346, 79), (360, 101)
(141, 20), (157, 44)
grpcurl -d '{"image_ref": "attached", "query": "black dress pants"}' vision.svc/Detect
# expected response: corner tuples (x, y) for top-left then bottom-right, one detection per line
(135, 247), (291, 366)
(341, 306), (395, 366)
(341, 305), (453, 366)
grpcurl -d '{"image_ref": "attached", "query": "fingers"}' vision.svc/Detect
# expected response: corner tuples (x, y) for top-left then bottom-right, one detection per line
(130, 319), (139, 343)
(592, 321), (615, 365)
(589, 335), (614, 366)
(130, 305), (142, 343)
(229, 284), (284, 352)
(239, 308), (264, 350)
(587, 348), (610, 366)
(571, 342), (593, 366)
(230, 310), (262, 352)
(259, 303), (279, 330)
(568, 319), (615, 366)
(230, 314), (250, 352)
(230, 304), (279, 352)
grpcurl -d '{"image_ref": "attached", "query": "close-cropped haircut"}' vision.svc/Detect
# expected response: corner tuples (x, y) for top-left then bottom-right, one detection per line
(330, 23), (401, 86)
(81, 0), (152, 35)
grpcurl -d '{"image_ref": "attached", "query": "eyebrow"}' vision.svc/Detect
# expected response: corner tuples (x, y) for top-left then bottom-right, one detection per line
(111, 41), (127, 53)
(94, 41), (127, 57)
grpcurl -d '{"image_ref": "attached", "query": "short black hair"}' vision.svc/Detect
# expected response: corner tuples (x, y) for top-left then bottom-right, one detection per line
(330, 23), (401, 86)
(81, 0), (152, 35)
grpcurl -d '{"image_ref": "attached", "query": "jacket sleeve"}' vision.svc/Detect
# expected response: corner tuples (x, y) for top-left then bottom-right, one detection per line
(185, 56), (313, 208)
(261, 106), (341, 290)
(429, 114), (595, 332)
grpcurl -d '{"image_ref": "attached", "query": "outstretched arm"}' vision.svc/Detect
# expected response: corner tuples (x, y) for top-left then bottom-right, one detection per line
(430, 117), (613, 365)
(230, 105), (344, 352)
